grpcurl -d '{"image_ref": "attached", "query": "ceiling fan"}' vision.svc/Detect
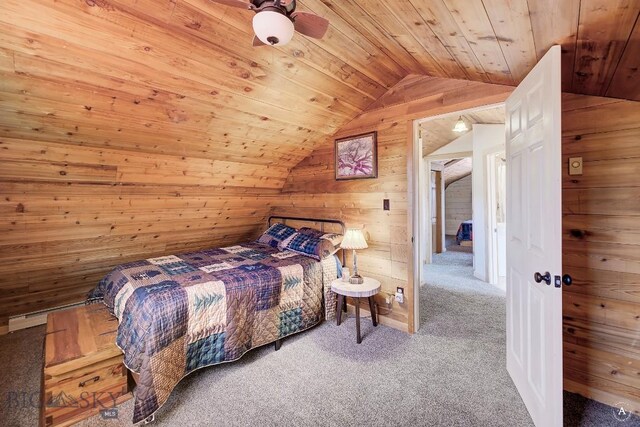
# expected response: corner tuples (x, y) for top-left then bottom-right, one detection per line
(210, 0), (329, 47)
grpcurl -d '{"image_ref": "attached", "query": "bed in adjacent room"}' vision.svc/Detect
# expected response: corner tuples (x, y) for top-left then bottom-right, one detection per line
(455, 219), (473, 246)
(90, 217), (344, 423)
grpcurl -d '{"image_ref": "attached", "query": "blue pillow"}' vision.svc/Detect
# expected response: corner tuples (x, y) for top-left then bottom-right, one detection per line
(279, 231), (341, 261)
(256, 223), (296, 249)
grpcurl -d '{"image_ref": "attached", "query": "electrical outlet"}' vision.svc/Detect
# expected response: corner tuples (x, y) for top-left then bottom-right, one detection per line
(395, 287), (404, 304)
(383, 199), (390, 210)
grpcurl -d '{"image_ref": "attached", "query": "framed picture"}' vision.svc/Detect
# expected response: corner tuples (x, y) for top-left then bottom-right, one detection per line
(334, 131), (378, 180)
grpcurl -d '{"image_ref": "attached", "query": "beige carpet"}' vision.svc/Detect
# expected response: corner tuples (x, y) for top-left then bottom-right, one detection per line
(0, 251), (633, 426)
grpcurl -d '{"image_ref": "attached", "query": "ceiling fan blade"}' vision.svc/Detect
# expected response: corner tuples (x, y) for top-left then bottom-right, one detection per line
(208, 0), (252, 9)
(252, 35), (266, 47)
(291, 11), (329, 39)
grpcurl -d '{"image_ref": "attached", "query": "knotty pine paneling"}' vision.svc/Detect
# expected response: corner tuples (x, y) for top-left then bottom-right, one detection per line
(445, 175), (472, 235)
(562, 93), (640, 413)
(0, 137), (282, 320)
(273, 76), (512, 333)
(0, 0), (396, 325)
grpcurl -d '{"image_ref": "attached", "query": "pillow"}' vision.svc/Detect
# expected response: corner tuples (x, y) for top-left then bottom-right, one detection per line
(256, 223), (296, 249)
(297, 227), (325, 238)
(298, 227), (344, 248)
(279, 230), (344, 260)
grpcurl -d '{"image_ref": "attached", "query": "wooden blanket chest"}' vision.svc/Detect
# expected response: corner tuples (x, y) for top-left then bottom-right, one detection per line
(41, 304), (131, 427)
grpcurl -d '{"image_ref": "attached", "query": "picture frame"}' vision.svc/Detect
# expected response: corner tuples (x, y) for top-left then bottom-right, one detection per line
(334, 131), (378, 180)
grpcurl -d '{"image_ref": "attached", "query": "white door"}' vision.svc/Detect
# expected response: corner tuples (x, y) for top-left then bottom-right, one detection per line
(505, 45), (563, 427)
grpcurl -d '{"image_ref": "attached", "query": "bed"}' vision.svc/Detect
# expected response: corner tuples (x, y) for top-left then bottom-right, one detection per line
(455, 220), (473, 245)
(89, 216), (344, 424)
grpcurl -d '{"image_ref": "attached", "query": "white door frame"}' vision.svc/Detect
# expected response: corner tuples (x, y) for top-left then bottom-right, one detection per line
(412, 102), (504, 331)
(423, 152), (473, 266)
(482, 143), (506, 286)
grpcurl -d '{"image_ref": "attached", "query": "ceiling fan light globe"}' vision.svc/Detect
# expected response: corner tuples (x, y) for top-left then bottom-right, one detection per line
(253, 11), (294, 46)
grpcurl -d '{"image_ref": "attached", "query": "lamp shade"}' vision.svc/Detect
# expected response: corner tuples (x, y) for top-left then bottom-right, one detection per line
(452, 116), (469, 133)
(252, 11), (295, 46)
(340, 228), (368, 250)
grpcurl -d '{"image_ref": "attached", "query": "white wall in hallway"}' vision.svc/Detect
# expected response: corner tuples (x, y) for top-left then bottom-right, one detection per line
(472, 124), (506, 283)
(430, 131), (473, 157)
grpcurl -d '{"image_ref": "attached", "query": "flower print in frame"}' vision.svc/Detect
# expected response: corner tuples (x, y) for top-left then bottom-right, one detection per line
(335, 131), (378, 180)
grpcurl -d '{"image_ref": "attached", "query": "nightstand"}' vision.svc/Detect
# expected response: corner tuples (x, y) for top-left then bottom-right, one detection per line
(331, 277), (381, 344)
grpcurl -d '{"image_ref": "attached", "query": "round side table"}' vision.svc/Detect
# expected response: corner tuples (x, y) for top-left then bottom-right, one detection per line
(331, 277), (381, 344)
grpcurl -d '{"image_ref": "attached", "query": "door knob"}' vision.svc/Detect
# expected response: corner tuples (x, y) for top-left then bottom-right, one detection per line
(562, 274), (572, 286)
(534, 271), (551, 285)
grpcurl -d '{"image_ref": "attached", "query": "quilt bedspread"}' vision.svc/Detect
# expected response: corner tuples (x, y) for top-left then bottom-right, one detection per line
(90, 241), (338, 423)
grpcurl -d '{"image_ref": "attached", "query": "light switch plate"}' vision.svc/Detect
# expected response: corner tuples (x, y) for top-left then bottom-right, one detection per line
(569, 157), (583, 176)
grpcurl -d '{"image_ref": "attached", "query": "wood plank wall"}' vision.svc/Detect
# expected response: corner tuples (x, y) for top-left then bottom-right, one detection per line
(276, 77), (640, 410)
(445, 175), (472, 235)
(561, 93), (640, 412)
(273, 75), (512, 332)
(0, 138), (283, 326)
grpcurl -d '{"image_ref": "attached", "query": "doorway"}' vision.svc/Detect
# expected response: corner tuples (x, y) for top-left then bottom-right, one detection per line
(428, 157), (474, 269)
(419, 105), (506, 293)
(410, 46), (567, 427)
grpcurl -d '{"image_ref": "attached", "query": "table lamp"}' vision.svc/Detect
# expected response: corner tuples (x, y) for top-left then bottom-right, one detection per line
(340, 228), (368, 284)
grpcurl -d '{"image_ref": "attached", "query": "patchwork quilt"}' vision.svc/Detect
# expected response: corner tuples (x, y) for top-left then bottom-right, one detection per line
(90, 242), (339, 423)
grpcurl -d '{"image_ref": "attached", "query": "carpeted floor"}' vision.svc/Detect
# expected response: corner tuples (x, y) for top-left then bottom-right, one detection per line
(445, 234), (473, 254)
(0, 250), (636, 426)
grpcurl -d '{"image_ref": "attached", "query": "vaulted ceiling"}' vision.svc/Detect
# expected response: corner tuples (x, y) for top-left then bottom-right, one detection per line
(0, 0), (638, 172)
(443, 158), (473, 188)
(421, 106), (505, 156)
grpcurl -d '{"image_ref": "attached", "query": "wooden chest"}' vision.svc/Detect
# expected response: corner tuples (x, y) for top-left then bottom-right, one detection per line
(41, 304), (131, 427)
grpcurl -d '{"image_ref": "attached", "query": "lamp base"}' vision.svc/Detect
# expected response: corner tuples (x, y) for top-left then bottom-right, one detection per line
(349, 274), (364, 285)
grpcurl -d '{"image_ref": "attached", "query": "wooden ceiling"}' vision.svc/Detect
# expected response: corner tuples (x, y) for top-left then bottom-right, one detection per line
(421, 106), (505, 156)
(443, 158), (473, 188)
(0, 0), (638, 173)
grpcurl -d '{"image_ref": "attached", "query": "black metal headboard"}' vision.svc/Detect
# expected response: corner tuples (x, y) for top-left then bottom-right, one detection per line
(267, 215), (346, 266)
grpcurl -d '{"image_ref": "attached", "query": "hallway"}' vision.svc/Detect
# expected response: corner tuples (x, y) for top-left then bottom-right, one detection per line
(421, 247), (638, 426)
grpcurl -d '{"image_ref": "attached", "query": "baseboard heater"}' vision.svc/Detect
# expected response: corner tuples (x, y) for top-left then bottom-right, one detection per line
(8, 301), (87, 332)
